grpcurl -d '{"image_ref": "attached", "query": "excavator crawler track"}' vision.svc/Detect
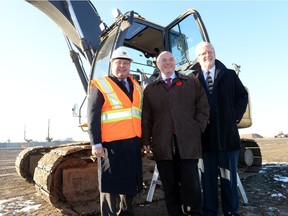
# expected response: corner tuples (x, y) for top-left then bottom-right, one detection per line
(33, 144), (100, 215)
(15, 142), (90, 183)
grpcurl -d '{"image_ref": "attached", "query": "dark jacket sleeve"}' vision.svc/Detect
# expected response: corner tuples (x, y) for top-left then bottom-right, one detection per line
(87, 85), (104, 145)
(192, 77), (210, 132)
(141, 87), (153, 147)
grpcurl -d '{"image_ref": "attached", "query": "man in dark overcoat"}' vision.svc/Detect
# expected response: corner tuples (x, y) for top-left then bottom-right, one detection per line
(142, 51), (210, 216)
(189, 41), (248, 216)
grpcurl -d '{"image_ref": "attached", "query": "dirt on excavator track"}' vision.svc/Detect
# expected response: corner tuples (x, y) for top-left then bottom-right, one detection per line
(1, 138), (288, 216)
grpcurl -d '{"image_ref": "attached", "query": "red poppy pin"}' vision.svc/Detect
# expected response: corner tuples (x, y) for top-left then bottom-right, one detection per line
(176, 81), (182, 86)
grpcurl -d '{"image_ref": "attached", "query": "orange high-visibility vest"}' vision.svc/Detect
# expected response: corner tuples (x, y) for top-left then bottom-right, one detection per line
(90, 76), (143, 142)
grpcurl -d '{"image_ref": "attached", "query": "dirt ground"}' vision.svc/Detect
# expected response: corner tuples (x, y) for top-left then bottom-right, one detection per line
(0, 138), (288, 216)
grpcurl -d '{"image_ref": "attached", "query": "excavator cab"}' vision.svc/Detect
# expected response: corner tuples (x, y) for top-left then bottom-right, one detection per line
(89, 9), (209, 84)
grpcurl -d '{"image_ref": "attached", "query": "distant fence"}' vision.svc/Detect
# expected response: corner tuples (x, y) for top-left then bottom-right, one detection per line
(0, 141), (75, 149)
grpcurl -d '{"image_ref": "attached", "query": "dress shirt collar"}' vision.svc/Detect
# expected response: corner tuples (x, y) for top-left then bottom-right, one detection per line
(118, 78), (128, 83)
(162, 72), (176, 81)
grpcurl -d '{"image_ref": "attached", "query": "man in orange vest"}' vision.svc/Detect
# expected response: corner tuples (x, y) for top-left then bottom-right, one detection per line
(87, 46), (143, 216)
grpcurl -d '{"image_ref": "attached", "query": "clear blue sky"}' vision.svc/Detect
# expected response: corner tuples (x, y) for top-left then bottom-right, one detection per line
(1, 0), (288, 142)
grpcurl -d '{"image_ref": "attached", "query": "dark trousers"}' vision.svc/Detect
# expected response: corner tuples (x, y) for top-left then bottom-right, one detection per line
(156, 136), (202, 216)
(100, 192), (134, 216)
(201, 150), (240, 216)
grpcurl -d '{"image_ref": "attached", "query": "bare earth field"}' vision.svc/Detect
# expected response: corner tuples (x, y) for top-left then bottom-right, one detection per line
(0, 138), (287, 216)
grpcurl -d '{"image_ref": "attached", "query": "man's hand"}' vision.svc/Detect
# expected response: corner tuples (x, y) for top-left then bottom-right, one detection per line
(142, 145), (152, 154)
(142, 145), (153, 159)
(92, 146), (105, 158)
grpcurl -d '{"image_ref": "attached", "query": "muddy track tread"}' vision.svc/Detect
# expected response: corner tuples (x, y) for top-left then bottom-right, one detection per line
(15, 146), (55, 182)
(15, 142), (90, 183)
(33, 144), (100, 215)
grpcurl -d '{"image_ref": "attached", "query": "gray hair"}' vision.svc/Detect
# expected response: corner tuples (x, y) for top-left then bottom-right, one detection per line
(195, 41), (215, 57)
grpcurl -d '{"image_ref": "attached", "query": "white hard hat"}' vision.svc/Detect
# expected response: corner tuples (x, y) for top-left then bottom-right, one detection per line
(111, 46), (133, 62)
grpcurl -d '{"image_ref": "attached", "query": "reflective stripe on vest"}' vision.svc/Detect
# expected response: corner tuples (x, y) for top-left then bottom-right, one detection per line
(132, 106), (142, 119)
(102, 106), (141, 123)
(95, 77), (122, 109)
(134, 82), (143, 107)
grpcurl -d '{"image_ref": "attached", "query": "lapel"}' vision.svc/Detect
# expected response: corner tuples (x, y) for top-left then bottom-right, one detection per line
(193, 70), (208, 92)
(110, 75), (133, 101)
(214, 68), (224, 85)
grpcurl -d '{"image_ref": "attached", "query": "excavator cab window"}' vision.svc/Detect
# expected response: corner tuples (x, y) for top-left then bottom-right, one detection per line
(123, 19), (163, 84)
(169, 15), (203, 70)
(91, 35), (156, 85)
(164, 9), (210, 74)
(90, 31), (118, 80)
(90, 18), (161, 85)
(127, 48), (156, 83)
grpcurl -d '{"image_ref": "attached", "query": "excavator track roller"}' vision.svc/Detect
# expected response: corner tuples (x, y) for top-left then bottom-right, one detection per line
(238, 139), (262, 173)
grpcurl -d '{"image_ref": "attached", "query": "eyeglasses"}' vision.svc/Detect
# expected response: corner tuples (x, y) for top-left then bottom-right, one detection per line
(198, 51), (214, 57)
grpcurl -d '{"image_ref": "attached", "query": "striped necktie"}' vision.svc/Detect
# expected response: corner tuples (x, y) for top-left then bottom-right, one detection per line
(206, 71), (213, 94)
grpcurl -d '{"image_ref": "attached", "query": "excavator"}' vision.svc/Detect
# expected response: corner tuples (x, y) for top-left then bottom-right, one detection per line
(15, 1), (262, 215)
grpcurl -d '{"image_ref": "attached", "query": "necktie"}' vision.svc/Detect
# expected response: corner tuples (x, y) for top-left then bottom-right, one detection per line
(121, 80), (129, 92)
(165, 77), (175, 133)
(165, 78), (172, 87)
(206, 71), (213, 94)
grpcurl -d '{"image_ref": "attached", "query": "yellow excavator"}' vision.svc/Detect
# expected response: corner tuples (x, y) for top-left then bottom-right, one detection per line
(15, 1), (262, 215)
